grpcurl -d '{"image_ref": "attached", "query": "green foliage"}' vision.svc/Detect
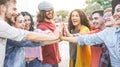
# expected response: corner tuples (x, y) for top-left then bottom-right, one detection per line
(90, 0), (111, 9)
(56, 10), (69, 18)
(55, 10), (69, 21)
(84, 0), (111, 15)
(84, 2), (102, 15)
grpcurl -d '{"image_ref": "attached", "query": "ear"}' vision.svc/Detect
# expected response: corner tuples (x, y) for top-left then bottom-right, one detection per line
(0, 4), (6, 13)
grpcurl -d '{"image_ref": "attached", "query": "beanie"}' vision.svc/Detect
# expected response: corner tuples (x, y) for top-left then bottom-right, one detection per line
(38, 1), (54, 11)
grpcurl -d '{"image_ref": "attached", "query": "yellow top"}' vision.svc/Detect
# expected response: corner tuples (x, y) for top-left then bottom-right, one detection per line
(75, 25), (91, 67)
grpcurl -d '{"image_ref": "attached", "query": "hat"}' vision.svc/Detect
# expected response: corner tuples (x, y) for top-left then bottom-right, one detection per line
(38, 1), (54, 11)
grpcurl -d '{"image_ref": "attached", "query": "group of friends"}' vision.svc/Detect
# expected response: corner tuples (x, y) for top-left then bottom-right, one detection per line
(0, 0), (120, 67)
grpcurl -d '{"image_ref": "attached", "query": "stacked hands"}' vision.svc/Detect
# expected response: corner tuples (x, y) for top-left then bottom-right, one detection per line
(58, 22), (71, 41)
(53, 22), (78, 43)
(52, 22), (72, 41)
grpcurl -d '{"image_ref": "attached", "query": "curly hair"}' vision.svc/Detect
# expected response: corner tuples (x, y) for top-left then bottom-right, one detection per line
(68, 9), (91, 33)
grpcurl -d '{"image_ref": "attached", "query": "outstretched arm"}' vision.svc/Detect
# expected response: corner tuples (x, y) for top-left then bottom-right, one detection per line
(0, 22), (59, 42)
(43, 39), (61, 45)
(25, 31), (59, 42)
(61, 36), (78, 43)
(7, 39), (43, 47)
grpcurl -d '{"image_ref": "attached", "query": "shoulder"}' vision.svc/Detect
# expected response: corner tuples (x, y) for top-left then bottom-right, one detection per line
(102, 27), (114, 33)
(80, 25), (90, 33)
(96, 27), (113, 37)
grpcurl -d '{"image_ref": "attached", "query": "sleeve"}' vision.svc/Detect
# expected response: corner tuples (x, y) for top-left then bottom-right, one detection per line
(7, 39), (44, 47)
(34, 29), (52, 34)
(0, 21), (28, 41)
(77, 29), (107, 46)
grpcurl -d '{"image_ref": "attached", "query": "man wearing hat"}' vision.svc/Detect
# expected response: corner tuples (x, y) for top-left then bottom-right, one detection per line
(37, 1), (61, 67)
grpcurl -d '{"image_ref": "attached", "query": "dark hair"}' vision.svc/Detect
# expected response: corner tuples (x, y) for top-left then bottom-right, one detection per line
(112, 0), (120, 14)
(68, 9), (91, 33)
(92, 10), (104, 17)
(37, 10), (46, 23)
(21, 11), (34, 31)
(14, 13), (21, 22)
(0, 0), (7, 5)
(0, 0), (16, 5)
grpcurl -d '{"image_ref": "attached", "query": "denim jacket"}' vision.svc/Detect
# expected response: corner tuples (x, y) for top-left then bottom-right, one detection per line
(4, 39), (43, 67)
(0, 19), (28, 67)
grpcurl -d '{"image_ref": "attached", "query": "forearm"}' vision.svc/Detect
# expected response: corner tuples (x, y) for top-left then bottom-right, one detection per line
(61, 36), (78, 43)
(25, 32), (59, 42)
(43, 39), (60, 45)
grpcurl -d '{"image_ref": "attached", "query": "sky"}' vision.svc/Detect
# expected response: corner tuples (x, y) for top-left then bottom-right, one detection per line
(17, 0), (86, 15)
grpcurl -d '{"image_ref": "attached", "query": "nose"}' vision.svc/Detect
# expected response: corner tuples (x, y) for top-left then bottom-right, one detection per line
(113, 12), (120, 20)
(92, 19), (96, 23)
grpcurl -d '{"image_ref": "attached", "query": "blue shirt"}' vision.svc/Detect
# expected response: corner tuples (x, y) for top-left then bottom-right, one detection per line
(4, 39), (43, 67)
(78, 27), (120, 67)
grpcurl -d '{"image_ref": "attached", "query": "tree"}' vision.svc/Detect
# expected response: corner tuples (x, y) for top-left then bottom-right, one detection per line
(84, 2), (102, 16)
(87, 0), (111, 9)
(93, 0), (111, 9)
(56, 10), (69, 21)
(84, 0), (111, 16)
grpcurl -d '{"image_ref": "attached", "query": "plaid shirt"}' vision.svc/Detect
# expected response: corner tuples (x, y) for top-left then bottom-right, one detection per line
(99, 44), (111, 67)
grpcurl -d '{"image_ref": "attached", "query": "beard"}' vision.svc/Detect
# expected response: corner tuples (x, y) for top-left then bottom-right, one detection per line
(45, 14), (54, 20)
(5, 16), (13, 25)
(5, 13), (15, 25)
(45, 16), (51, 20)
(5, 16), (14, 25)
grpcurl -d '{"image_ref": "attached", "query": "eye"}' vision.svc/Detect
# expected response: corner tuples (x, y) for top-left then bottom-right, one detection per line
(94, 17), (98, 20)
(19, 21), (22, 23)
(116, 8), (120, 12)
(28, 19), (31, 21)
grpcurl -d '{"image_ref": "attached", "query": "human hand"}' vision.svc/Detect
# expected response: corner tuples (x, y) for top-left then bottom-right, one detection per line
(59, 22), (72, 37)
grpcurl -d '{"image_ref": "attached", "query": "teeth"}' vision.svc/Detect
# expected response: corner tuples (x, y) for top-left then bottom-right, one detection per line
(73, 20), (77, 22)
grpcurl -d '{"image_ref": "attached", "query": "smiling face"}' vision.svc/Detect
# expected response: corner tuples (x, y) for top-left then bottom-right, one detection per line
(71, 11), (81, 27)
(45, 9), (54, 20)
(113, 4), (120, 25)
(92, 13), (104, 29)
(24, 15), (31, 30)
(13, 14), (25, 29)
(5, 2), (17, 23)
(103, 11), (113, 27)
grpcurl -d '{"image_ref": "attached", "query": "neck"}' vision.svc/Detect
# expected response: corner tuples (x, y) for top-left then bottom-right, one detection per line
(75, 24), (81, 30)
(44, 18), (51, 22)
(0, 14), (5, 21)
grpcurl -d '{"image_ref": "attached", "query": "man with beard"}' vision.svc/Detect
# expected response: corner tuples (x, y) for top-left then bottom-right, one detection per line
(37, 1), (61, 67)
(0, 0), (60, 67)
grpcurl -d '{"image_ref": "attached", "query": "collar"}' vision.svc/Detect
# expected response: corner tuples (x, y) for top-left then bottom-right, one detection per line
(115, 26), (120, 33)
